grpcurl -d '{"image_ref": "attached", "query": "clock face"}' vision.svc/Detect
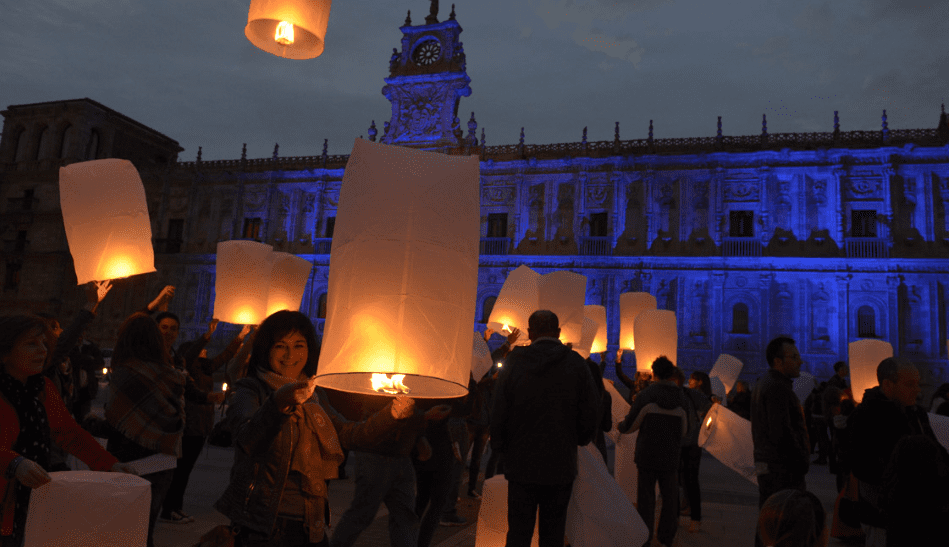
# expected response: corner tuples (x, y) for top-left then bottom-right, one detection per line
(412, 40), (441, 66)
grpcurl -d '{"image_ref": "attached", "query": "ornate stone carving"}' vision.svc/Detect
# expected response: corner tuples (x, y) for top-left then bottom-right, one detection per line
(325, 187), (340, 207)
(302, 194), (315, 213)
(587, 186), (609, 206)
(723, 179), (760, 201)
(844, 176), (883, 200)
(482, 186), (515, 205)
(245, 190), (267, 212)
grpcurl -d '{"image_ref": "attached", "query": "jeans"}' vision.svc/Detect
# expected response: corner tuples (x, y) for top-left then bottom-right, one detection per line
(638, 467), (679, 546)
(143, 469), (176, 547)
(413, 443), (454, 547)
(328, 451), (419, 547)
(162, 434), (206, 515)
(506, 480), (574, 547)
(680, 445), (702, 522)
(467, 424), (489, 493)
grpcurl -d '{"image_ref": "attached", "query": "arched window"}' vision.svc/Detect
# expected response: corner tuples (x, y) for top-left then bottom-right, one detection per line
(317, 293), (327, 320)
(35, 126), (51, 161)
(86, 129), (100, 160)
(732, 302), (749, 334)
(481, 296), (496, 323)
(11, 127), (27, 162)
(59, 124), (75, 159)
(857, 305), (876, 338)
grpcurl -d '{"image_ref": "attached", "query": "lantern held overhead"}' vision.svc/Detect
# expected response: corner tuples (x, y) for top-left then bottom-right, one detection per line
(245, 0), (332, 59)
(59, 159), (156, 284)
(709, 353), (744, 401)
(213, 240), (275, 325)
(486, 264), (538, 336)
(266, 252), (313, 316)
(849, 339), (893, 404)
(633, 309), (676, 373)
(618, 292), (657, 350)
(584, 305), (608, 354)
(315, 139), (480, 398)
(486, 266), (587, 345)
(698, 404), (757, 485)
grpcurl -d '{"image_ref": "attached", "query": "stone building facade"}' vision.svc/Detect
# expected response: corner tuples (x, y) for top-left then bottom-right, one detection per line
(3, 5), (949, 391)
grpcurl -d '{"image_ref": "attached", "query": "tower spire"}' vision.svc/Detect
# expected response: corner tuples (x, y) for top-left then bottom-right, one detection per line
(426, 0), (439, 24)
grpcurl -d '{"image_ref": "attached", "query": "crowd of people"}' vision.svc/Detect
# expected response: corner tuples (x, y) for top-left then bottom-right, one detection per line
(3, 284), (949, 547)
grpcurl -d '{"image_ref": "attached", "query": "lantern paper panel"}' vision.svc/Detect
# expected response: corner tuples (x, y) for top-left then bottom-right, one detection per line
(25, 471), (151, 547)
(709, 353), (744, 400)
(618, 292), (657, 350)
(486, 265), (539, 337)
(604, 380), (631, 444)
(472, 332), (493, 382)
(476, 476), (540, 547)
(793, 371), (818, 405)
(849, 339), (893, 404)
(698, 404), (758, 486)
(59, 159), (156, 284)
(565, 443), (649, 547)
(573, 316), (599, 359)
(539, 270), (587, 345)
(928, 412), (949, 452)
(266, 252), (313, 316)
(213, 241), (275, 325)
(246, 0), (332, 59)
(633, 309), (677, 373)
(316, 139), (480, 398)
(585, 305), (608, 354)
(614, 429), (639, 506)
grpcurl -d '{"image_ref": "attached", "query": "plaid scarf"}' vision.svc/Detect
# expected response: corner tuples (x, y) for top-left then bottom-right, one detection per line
(106, 358), (186, 458)
(0, 372), (50, 541)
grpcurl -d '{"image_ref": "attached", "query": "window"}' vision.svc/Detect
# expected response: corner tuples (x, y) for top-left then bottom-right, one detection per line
(851, 210), (877, 237)
(35, 126), (50, 161)
(12, 128), (26, 162)
(729, 211), (754, 237)
(166, 219), (184, 253)
(487, 213), (507, 238)
(857, 305), (876, 338)
(22, 189), (34, 211)
(59, 124), (74, 159)
(4, 262), (21, 290)
(481, 296), (497, 323)
(732, 303), (749, 334)
(242, 217), (262, 240)
(324, 217), (336, 238)
(589, 212), (608, 237)
(317, 293), (327, 319)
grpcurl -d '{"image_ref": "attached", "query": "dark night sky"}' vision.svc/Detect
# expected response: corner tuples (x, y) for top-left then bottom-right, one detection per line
(2, 0), (946, 160)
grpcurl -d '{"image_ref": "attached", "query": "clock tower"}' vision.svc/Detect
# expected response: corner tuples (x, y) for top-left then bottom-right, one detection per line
(380, 1), (471, 151)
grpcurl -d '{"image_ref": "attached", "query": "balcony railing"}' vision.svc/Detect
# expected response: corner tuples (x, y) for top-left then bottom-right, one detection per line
(314, 238), (333, 255)
(579, 236), (612, 256)
(723, 237), (762, 257)
(479, 237), (511, 255)
(846, 237), (889, 259)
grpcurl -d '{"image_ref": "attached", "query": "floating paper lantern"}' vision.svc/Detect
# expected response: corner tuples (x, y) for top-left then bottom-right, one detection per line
(214, 240), (275, 325)
(486, 265), (539, 336)
(315, 139), (480, 398)
(633, 309), (676, 372)
(472, 332), (493, 381)
(486, 266), (587, 345)
(245, 0), (332, 59)
(709, 353), (744, 401)
(585, 305), (608, 354)
(24, 471), (151, 547)
(574, 316), (600, 359)
(266, 252), (313, 316)
(59, 159), (156, 284)
(618, 292), (657, 350)
(849, 339), (893, 404)
(698, 404), (757, 485)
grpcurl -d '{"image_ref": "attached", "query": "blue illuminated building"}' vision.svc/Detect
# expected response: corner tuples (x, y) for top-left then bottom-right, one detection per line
(2, 5), (949, 392)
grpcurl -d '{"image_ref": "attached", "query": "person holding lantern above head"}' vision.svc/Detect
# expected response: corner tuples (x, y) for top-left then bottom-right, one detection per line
(1, 314), (137, 547)
(752, 336), (810, 547)
(490, 310), (599, 547)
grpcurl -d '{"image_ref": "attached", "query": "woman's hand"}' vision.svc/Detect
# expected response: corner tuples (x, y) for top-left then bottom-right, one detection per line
(391, 394), (415, 419)
(15, 459), (51, 489)
(111, 462), (138, 475)
(273, 378), (317, 413)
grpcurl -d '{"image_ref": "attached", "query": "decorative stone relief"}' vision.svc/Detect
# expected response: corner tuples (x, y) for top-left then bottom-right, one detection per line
(245, 190), (267, 211)
(723, 178), (760, 201)
(302, 194), (315, 213)
(587, 186), (609, 207)
(482, 186), (515, 205)
(844, 176), (883, 200)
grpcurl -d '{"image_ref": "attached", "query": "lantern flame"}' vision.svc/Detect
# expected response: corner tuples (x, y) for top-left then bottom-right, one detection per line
(102, 368), (107, 376)
(222, 383), (228, 392)
(501, 324), (511, 333)
(705, 415), (713, 429)
(371, 373), (409, 394)
(275, 21), (294, 45)
(102, 256), (135, 280)
(233, 307), (259, 325)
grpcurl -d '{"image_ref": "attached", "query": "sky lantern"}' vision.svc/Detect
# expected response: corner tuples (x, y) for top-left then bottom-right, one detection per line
(709, 353), (744, 401)
(245, 0), (332, 59)
(213, 240), (275, 325)
(574, 316), (599, 359)
(584, 304), (608, 354)
(486, 265), (538, 337)
(472, 332), (493, 382)
(698, 403), (757, 485)
(849, 339), (893, 404)
(487, 266), (586, 344)
(265, 252), (313, 316)
(315, 139), (480, 398)
(633, 309), (676, 372)
(618, 292), (657, 350)
(59, 159), (156, 284)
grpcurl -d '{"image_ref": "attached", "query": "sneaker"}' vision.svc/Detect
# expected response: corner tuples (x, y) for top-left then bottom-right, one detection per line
(440, 514), (466, 527)
(160, 511), (194, 524)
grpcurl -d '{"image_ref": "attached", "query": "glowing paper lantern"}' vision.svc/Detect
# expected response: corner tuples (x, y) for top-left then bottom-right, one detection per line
(486, 265), (539, 336)
(709, 353), (744, 401)
(266, 252), (313, 316)
(698, 403), (757, 485)
(59, 159), (156, 284)
(486, 266), (587, 345)
(849, 339), (893, 404)
(574, 316), (599, 359)
(633, 309), (677, 372)
(316, 139), (480, 398)
(618, 292), (656, 350)
(472, 332), (493, 381)
(476, 476), (540, 547)
(24, 471), (151, 547)
(245, 0), (332, 59)
(585, 305), (608, 354)
(214, 240), (275, 325)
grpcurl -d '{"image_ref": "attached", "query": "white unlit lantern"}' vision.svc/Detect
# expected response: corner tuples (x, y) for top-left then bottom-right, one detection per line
(793, 371), (818, 404)
(698, 404), (757, 485)
(618, 292), (657, 350)
(574, 316), (599, 359)
(849, 339), (893, 404)
(486, 266), (587, 345)
(633, 309), (676, 372)
(315, 139), (480, 398)
(486, 265), (539, 336)
(59, 159), (156, 284)
(266, 252), (313, 316)
(246, 0), (332, 59)
(584, 305), (608, 354)
(214, 240), (275, 325)
(472, 332), (493, 382)
(710, 353), (744, 400)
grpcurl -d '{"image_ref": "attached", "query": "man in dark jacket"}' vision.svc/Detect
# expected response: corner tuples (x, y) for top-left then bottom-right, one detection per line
(490, 310), (599, 547)
(751, 336), (810, 546)
(618, 356), (688, 547)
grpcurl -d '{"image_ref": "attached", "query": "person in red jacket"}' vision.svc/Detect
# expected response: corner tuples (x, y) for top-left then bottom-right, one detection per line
(0, 314), (135, 547)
